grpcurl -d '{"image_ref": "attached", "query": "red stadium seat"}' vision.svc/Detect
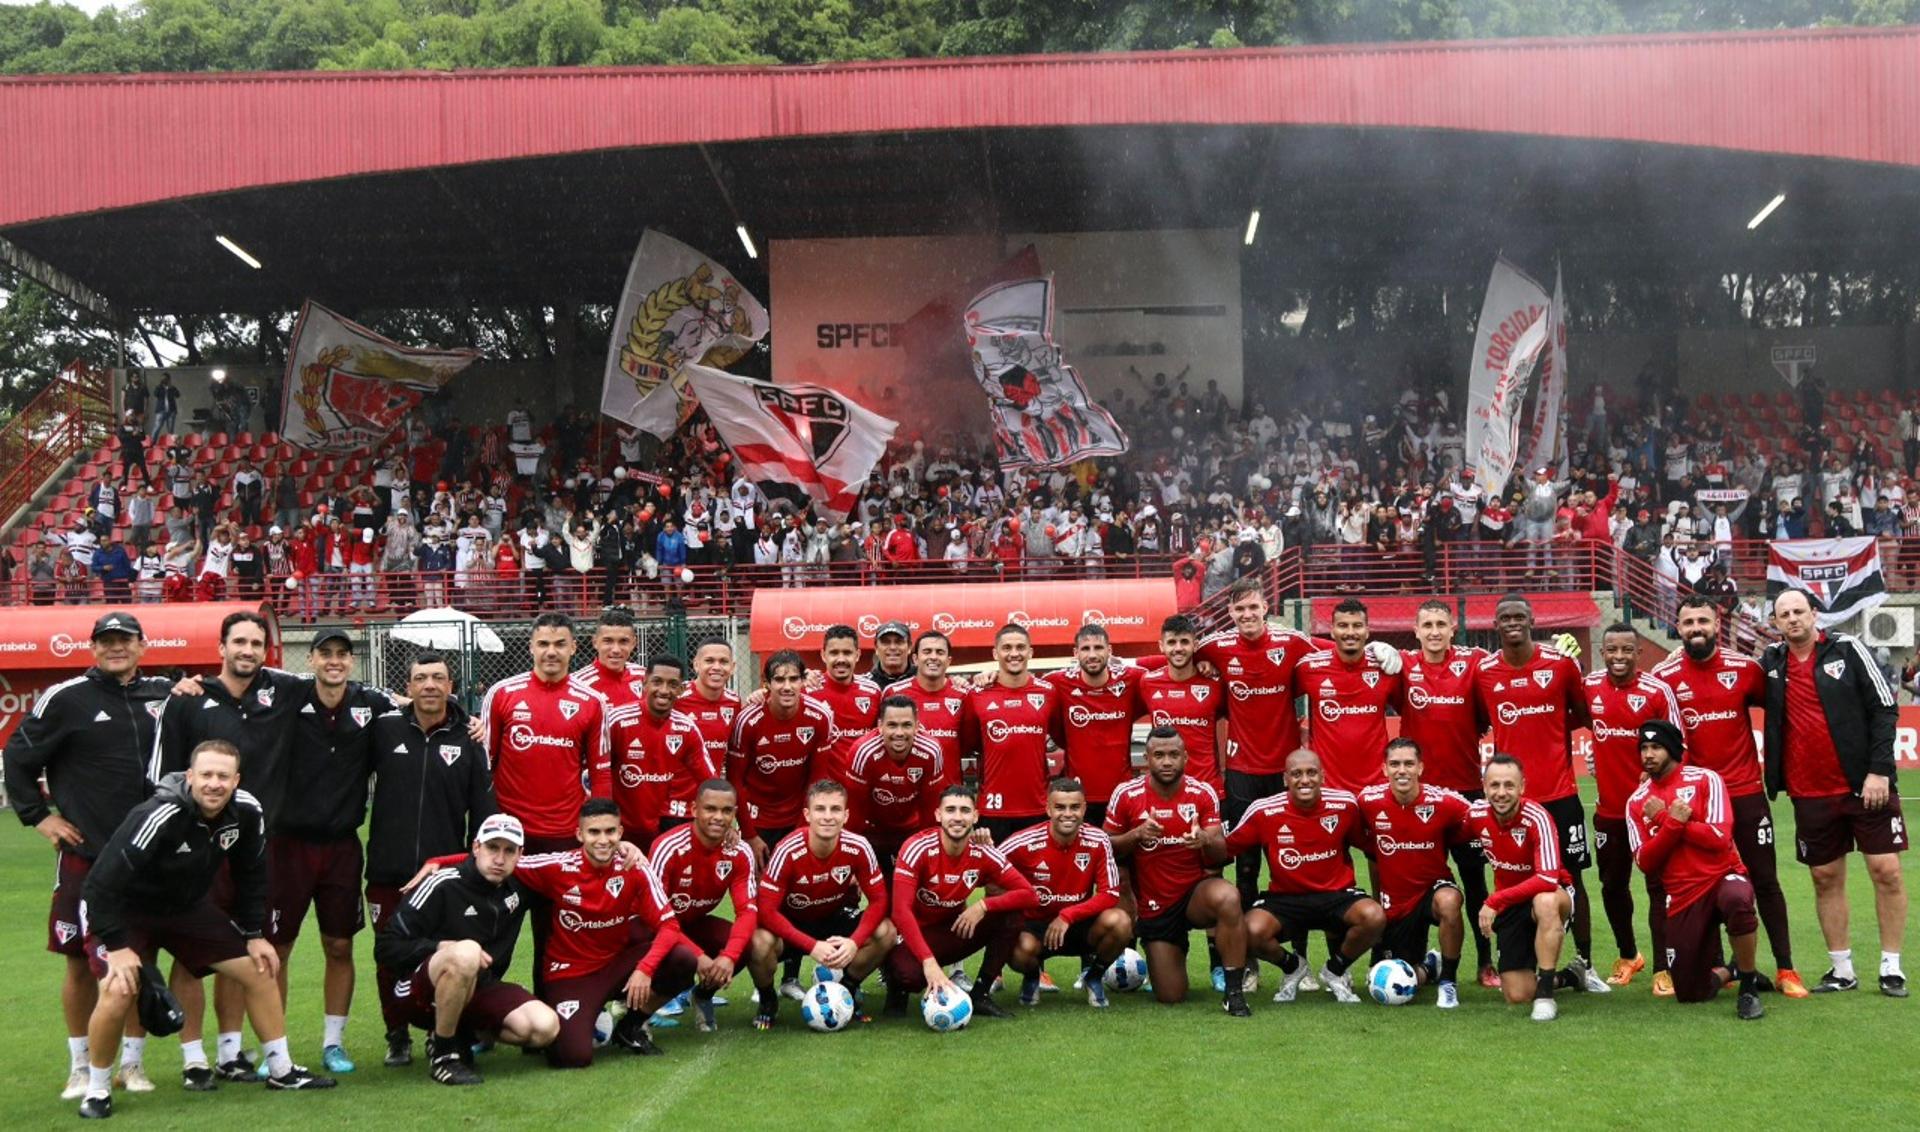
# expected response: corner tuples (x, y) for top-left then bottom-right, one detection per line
(236, 432), (255, 447)
(209, 432), (229, 448)
(262, 431), (281, 446)
(298, 491), (316, 507)
(316, 459), (338, 475)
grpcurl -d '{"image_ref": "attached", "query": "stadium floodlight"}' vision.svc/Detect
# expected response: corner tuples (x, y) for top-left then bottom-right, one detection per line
(1244, 209), (1261, 246)
(1746, 193), (1786, 231)
(215, 234), (262, 269)
(736, 224), (759, 260)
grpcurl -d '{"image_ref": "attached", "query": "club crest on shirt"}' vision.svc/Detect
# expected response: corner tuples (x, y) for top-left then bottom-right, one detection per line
(1415, 805), (1434, 822)
(1266, 649), (1286, 666)
(962, 869), (980, 887)
(1823, 660), (1846, 680)
(1192, 685), (1210, 703)
(351, 706), (373, 727)
(1362, 671), (1379, 688)
(944, 698), (963, 715)
(1536, 671), (1552, 688)
(1074, 852), (1091, 870)
(796, 727), (816, 744)
(606, 875), (625, 899)
(1676, 786), (1697, 804)
(1627, 694), (1647, 712)
(218, 827), (240, 850)
(504, 891), (520, 912)
(1177, 803), (1198, 824)
(1717, 671), (1739, 690)
(145, 700), (165, 720)
(906, 766), (923, 782)
(716, 859), (733, 880)
(854, 696), (872, 713)
(1449, 661), (1467, 678)
(831, 865), (851, 884)
(255, 686), (275, 708)
(1026, 693), (1047, 712)
(1511, 827), (1527, 847)
(558, 699), (581, 720)
(666, 734), (684, 755)
(1320, 815), (1339, 833)
(720, 707), (736, 724)
(439, 744), (462, 766)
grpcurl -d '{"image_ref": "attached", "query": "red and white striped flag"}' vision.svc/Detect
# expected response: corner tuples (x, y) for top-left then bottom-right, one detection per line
(1766, 537), (1888, 627)
(681, 365), (896, 519)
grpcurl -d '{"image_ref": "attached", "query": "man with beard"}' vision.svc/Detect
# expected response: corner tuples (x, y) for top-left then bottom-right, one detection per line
(1357, 738), (1474, 1008)
(845, 697), (945, 872)
(882, 632), (965, 790)
(1002, 778), (1132, 1009)
(1464, 755), (1575, 1022)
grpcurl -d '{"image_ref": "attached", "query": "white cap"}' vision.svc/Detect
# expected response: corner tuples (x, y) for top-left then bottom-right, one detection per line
(361, 528), (375, 543)
(268, 525), (283, 536)
(475, 813), (525, 847)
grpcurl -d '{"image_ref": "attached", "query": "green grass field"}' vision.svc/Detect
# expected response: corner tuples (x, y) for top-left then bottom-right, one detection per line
(3, 790), (1916, 1131)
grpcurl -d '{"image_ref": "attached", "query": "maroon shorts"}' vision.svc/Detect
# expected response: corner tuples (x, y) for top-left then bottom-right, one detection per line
(772, 906), (865, 962)
(884, 913), (1015, 993)
(267, 834), (365, 944)
(679, 914), (735, 959)
(82, 898), (251, 980)
(365, 883), (405, 934)
(50, 850), (90, 957)
(395, 957), (537, 1033)
(1665, 875), (1758, 1003)
(543, 940), (649, 1069)
(1792, 793), (1909, 866)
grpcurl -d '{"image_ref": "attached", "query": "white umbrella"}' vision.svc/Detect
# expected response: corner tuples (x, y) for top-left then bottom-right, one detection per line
(392, 607), (506, 654)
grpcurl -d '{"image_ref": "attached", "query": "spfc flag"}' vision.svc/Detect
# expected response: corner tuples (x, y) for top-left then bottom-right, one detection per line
(1767, 537), (1888, 628)
(681, 365), (895, 519)
(280, 302), (479, 452)
(963, 277), (1128, 470)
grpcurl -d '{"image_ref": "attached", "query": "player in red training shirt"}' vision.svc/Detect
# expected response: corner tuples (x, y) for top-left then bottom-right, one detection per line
(478, 612), (610, 991)
(1002, 778), (1132, 1009)
(648, 780), (758, 1033)
(1472, 595), (1608, 994)
(728, 649), (834, 868)
(959, 624), (1064, 845)
(1357, 737), (1474, 1008)
(604, 655), (708, 848)
(1299, 598), (1400, 793)
(845, 697), (945, 871)
(673, 641), (741, 832)
(1652, 596), (1806, 998)
(746, 781), (894, 1027)
(1136, 614), (1226, 794)
(883, 631), (966, 789)
(1196, 578), (1401, 916)
(1204, 749), (1382, 1004)
(1625, 720), (1766, 1019)
(569, 606), (643, 715)
(1585, 623), (1681, 990)
(1052, 623), (1142, 827)
(885, 786), (1039, 1019)
(812, 625), (880, 788)
(1105, 727), (1250, 1016)
(1394, 598), (1496, 984)
(1465, 754), (1574, 1021)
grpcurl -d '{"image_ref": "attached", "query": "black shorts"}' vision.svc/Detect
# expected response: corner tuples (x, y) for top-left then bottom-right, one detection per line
(83, 897), (251, 980)
(1493, 886), (1573, 973)
(50, 850), (90, 957)
(1541, 795), (1592, 871)
(267, 833), (366, 944)
(1665, 875), (1758, 1004)
(1019, 915), (1098, 959)
(980, 816), (1030, 847)
(1134, 885), (1203, 953)
(1792, 793), (1909, 866)
(1224, 771), (1286, 826)
(1083, 802), (1107, 830)
(1249, 887), (1370, 933)
(1377, 880), (1459, 964)
(775, 905), (865, 961)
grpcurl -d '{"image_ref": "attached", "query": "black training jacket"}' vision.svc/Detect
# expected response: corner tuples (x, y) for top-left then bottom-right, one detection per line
(149, 667), (310, 825)
(275, 682), (403, 841)
(1760, 631), (1899, 797)
(364, 702), (496, 886)
(374, 856), (525, 982)
(82, 772), (268, 949)
(4, 667), (172, 859)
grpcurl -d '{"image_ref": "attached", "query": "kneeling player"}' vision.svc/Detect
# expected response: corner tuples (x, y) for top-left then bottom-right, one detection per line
(377, 814), (561, 1084)
(649, 781), (759, 1032)
(748, 781), (896, 1028)
(1105, 726), (1251, 1016)
(1205, 750), (1383, 1004)
(1359, 738), (1473, 1007)
(885, 786), (1039, 1019)
(1466, 755), (1574, 1021)
(1002, 778), (1133, 1008)
(1626, 721), (1765, 1019)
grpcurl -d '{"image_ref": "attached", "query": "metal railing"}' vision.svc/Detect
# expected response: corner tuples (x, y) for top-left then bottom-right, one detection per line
(0, 361), (113, 532)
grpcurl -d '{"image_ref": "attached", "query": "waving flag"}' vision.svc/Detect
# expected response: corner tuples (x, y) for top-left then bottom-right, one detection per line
(1518, 262), (1569, 477)
(1464, 258), (1552, 496)
(601, 230), (769, 437)
(281, 302), (479, 452)
(682, 365), (895, 519)
(964, 277), (1128, 470)
(1767, 537), (1888, 627)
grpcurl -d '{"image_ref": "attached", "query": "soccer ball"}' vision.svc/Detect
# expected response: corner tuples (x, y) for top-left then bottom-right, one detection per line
(1368, 959), (1419, 1006)
(799, 981), (856, 1032)
(922, 985), (973, 1032)
(813, 965), (845, 985)
(592, 1004), (623, 1046)
(1103, 948), (1149, 991)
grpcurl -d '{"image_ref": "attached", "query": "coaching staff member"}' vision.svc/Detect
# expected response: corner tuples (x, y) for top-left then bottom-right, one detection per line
(1761, 588), (1908, 997)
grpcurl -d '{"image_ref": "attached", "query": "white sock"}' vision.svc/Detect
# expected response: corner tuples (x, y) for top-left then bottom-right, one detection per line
(216, 1031), (242, 1064)
(1829, 949), (1856, 980)
(262, 1037), (292, 1078)
(87, 1065), (112, 1098)
(180, 1039), (206, 1068)
(67, 1036), (89, 1068)
(323, 1014), (348, 1049)
(119, 1037), (144, 1069)
(1883, 951), (1903, 977)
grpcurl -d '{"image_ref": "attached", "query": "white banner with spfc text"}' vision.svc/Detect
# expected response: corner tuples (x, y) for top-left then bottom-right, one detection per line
(1766, 537), (1888, 628)
(1464, 258), (1552, 497)
(681, 365), (897, 520)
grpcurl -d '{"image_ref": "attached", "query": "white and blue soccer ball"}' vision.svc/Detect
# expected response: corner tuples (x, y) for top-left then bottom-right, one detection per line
(800, 981), (857, 1032)
(592, 1004), (623, 1046)
(1368, 959), (1419, 1006)
(1103, 948), (1149, 991)
(922, 985), (973, 1032)
(813, 965), (845, 985)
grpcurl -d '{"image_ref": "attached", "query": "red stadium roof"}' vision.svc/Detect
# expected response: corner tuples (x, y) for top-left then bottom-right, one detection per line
(4, 27), (1919, 230)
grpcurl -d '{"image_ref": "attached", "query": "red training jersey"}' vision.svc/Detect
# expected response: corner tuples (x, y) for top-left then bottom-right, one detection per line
(1103, 775), (1221, 917)
(1197, 626), (1319, 776)
(1051, 666), (1143, 808)
(674, 686), (741, 814)
(1464, 798), (1569, 913)
(512, 848), (682, 979)
(1393, 646), (1487, 794)
(882, 677), (967, 789)
(726, 695), (835, 838)
(1221, 789), (1366, 894)
(1135, 666), (1226, 791)
(960, 676), (1064, 818)
(1356, 783), (1473, 921)
(813, 674), (882, 788)
(757, 830), (888, 950)
(648, 823), (758, 963)
(605, 703), (709, 833)
(1782, 649), (1852, 798)
(1626, 764), (1744, 914)
(571, 660), (642, 714)
(1298, 649), (1400, 793)
(1650, 647), (1766, 797)
(1472, 646), (1588, 803)
(1583, 671), (1682, 820)
(891, 832), (1038, 962)
(998, 822), (1121, 924)
(479, 672), (610, 839)
(844, 732), (945, 845)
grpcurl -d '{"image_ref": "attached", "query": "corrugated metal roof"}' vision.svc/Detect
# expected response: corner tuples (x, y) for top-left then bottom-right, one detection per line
(3, 27), (1917, 229)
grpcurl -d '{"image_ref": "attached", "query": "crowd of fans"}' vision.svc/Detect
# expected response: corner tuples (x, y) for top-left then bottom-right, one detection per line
(3, 363), (1917, 621)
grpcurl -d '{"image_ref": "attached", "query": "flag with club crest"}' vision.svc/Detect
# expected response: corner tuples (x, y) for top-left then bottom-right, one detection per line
(681, 365), (896, 519)
(963, 277), (1128, 470)
(1766, 537), (1888, 627)
(281, 301), (479, 452)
